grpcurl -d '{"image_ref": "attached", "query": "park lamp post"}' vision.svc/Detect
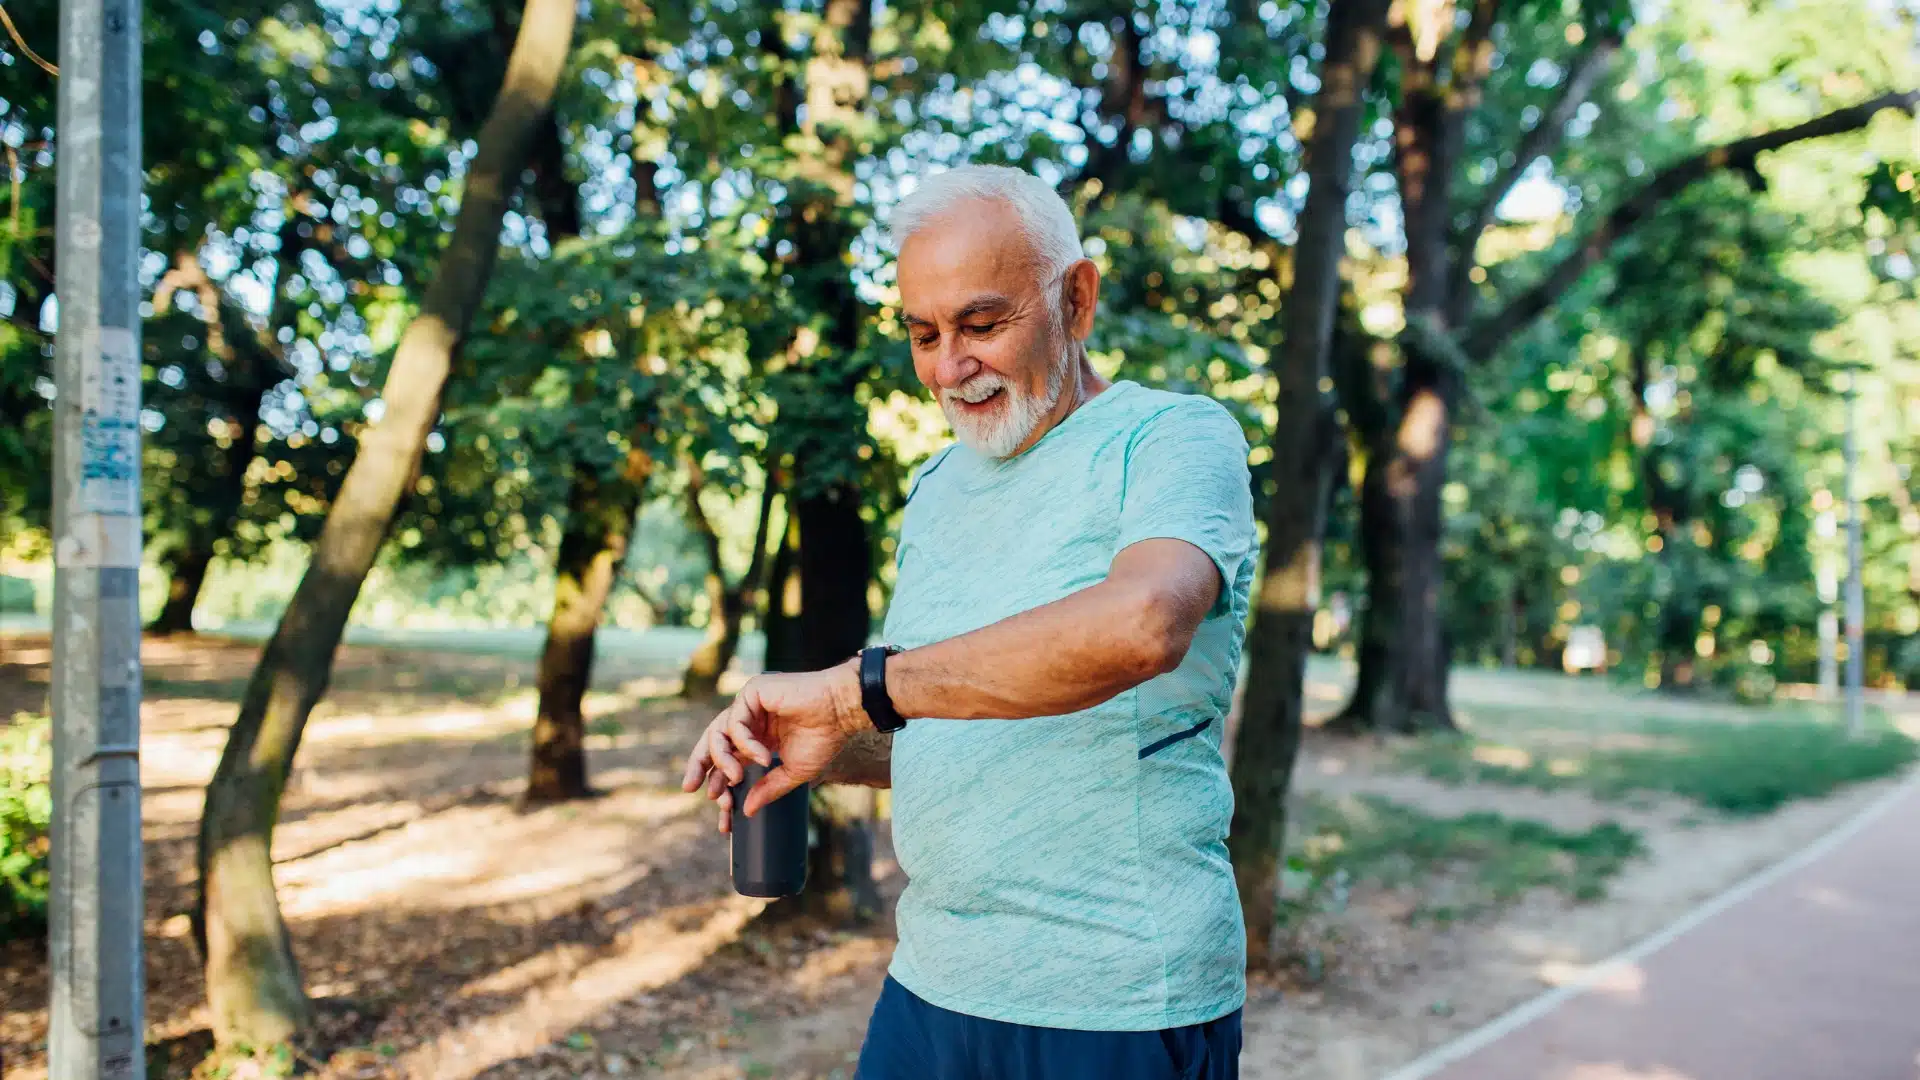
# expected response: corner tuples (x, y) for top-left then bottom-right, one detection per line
(50, 0), (148, 1077)
(1841, 370), (1865, 739)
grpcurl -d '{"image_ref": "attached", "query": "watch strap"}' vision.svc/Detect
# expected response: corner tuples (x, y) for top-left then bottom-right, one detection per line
(859, 645), (907, 733)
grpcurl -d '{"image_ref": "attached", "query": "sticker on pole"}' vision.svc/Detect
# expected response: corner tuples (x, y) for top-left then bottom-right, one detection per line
(80, 327), (140, 516)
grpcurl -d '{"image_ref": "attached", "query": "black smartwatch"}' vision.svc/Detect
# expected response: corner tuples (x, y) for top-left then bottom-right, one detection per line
(858, 645), (907, 733)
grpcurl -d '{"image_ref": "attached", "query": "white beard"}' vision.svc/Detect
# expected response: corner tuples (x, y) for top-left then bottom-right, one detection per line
(941, 348), (1070, 459)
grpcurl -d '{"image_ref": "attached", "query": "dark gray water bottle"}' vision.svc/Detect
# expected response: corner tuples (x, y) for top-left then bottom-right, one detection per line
(730, 757), (810, 897)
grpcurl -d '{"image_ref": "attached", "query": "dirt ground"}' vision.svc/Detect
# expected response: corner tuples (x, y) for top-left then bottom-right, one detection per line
(0, 634), (1910, 1080)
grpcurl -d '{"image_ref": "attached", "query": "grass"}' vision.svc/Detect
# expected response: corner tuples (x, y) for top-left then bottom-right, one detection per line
(1397, 710), (1918, 816)
(1286, 794), (1645, 923)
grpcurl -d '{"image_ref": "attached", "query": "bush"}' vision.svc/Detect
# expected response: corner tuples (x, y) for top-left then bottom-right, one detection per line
(0, 574), (37, 613)
(1, 713), (53, 941)
(1895, 635), (1920, 690)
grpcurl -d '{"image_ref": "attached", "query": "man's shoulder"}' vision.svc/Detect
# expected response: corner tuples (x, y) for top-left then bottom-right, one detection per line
(1109, 385), (1246, 451)
(904, 444), (961, 504)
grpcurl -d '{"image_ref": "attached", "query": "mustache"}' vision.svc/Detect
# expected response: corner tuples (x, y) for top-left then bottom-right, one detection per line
(940, 372), (1011, 405)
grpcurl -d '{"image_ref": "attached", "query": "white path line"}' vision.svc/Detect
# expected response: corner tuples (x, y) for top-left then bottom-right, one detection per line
(1376, 769), (1920, 1080)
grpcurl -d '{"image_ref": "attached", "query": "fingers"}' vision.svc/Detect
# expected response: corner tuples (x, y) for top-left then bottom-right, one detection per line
(684, 689), (772, 827)
(742, 764), (802, 819)
(708, 716), (745, 786)
(681, 724), (714, 792)
(725, 703), (772, 767)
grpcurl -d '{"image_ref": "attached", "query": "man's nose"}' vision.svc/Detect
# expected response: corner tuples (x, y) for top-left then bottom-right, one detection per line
(934, 345), (982, 390)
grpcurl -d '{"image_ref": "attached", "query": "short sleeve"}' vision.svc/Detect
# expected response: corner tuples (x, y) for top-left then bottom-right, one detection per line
(904, 445), (957, 505)
(1115, 398), (1257, 617)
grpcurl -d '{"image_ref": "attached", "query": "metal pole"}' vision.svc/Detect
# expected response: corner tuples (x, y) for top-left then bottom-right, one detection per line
(1843, 379), (1865, 738)
(51, 0), (146, 1075)
(1816, 609), (1839, 698)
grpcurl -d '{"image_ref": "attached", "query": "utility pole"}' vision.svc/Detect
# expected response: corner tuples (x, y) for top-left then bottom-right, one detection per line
(1842, 377), (1865, 738)
(51, 0), (147, 1076)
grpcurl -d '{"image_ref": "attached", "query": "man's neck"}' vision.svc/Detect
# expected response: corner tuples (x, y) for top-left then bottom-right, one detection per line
(1007, 355), (1109, 458)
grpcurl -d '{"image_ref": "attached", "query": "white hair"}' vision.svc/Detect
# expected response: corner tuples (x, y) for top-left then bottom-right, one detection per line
(886, 164), (1085, 279)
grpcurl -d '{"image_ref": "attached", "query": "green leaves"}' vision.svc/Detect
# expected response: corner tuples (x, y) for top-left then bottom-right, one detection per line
(0, 714), (51, 942)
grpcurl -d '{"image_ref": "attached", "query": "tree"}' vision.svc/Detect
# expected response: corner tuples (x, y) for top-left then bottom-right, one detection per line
(145, 255), (285, 634)
(2, 0), (469, 630)
(1227, 0), (1392, 968)
(194, 0), (578, 1046)
(680, 460), (779, 699)
(474, 233), (755, 803)
(1590, 182), (1833, 693)
(1332, 0), (1919, 731)
(755, 0), (890, 921)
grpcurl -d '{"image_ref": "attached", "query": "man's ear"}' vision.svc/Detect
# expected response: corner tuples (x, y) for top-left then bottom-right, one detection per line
(1063, 258), (1100, 340)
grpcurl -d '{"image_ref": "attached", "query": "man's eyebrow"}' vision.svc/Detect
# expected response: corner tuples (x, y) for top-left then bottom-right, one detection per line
(902, 312), (934, 329)
(954, 294), (1013, 320)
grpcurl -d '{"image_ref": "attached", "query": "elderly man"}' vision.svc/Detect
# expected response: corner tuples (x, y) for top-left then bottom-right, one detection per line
(682, 164), (1257, 1079)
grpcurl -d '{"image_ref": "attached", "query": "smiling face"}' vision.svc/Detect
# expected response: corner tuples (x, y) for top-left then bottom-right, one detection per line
(896, 197), (1100, 458)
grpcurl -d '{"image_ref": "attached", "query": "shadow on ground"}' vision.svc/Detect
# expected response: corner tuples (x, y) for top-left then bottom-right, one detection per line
(0, 634), (896, 1080)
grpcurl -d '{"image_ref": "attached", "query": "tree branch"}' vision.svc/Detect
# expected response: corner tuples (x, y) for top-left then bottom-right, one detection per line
(741, 467), (779, 597)
(1468, 90), (1920, 357)
(683, 465), (728, 589)
(1449, 33), (1621, 321)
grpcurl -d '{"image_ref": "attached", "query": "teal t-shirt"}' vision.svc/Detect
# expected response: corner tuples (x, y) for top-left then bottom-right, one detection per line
(881, 379), (1259, 1031)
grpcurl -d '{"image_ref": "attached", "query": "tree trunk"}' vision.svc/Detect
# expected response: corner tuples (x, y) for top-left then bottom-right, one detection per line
(804, 786), (884, 923)
(149, 253), (271, 637)
(764, 474), (879, 922)
(151, 545), (213, 636)
(1330, 16), (1486, 735)
(792, 486), (870, 669)
(775, 481), (877, 922)
(193, 0), (577, 1047)
(752, 487), (878, 925)
(681, 571), (742, 700)
(153, 393), (260, 635)
(761, 514), (804, 674)
(1228, 0), (1391, 969)
(526, 464), (644, 805)
(682, 469), (779, 699)
(1332, 385), (1457, 733)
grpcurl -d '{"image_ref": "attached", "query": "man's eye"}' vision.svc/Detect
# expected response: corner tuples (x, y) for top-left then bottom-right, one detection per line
(963, 322), (999, 335)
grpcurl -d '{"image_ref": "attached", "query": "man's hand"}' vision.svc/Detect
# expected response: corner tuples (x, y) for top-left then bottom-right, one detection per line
(680, 660), (867, 831)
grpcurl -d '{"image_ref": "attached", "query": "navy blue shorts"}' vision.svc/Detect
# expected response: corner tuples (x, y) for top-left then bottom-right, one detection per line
(854, 977), (1242, 1080)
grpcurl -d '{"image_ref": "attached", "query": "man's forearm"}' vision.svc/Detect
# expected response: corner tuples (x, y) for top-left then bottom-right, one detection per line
(881, 540), (1219, 722)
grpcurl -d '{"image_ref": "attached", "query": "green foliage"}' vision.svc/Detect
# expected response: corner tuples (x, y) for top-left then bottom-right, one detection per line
(1399, 714), (1917, 816)
(198, 1042), (296, 1080)
(4, 0), (1916, 692)
(399, 228), (761, 570)
(0, 713), (52, 942)
(0, 575), (37, 614)
(1288, 794), (1644, 916)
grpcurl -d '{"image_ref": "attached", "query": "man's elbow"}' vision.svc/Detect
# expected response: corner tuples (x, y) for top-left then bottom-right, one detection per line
(1122, 587), (1198, 680)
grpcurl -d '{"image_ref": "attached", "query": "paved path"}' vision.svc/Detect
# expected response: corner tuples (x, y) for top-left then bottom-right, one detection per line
(1401, 772), (1920, 1080)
